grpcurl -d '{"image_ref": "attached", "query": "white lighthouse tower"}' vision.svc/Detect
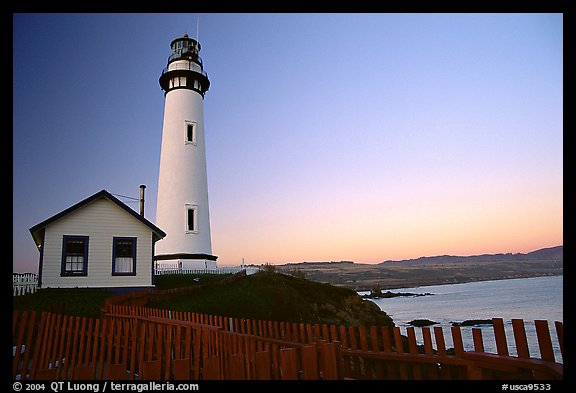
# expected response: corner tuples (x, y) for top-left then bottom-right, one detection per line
(155, 34), (217, 270)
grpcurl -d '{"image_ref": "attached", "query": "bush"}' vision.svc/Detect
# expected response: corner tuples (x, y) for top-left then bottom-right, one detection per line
(154, 273), (231, 289)
(262, 263), (276, 273)
(287, 267), (308, 279)
(13, 288), (116, 318)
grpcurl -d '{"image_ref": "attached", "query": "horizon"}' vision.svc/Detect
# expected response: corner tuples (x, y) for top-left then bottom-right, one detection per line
(205, 243), (564, 268)
(12, 243), (563, 273)
(13, 14), (563, 273)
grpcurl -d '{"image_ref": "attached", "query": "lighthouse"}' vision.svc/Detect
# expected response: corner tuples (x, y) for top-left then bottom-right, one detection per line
(155, 34), (217, 270)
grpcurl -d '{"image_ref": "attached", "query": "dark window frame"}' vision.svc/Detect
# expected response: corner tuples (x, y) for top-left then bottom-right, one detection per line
(112, 237), (137, 276)
(185, 204), (198, 234)
(185, 121), (197, 145)
(61, 235), (89, 277)
(187, 208), (195, 232)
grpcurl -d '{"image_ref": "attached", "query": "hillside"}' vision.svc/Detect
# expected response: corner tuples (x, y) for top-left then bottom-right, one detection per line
(277, 246), (563, 291)
(147, 270), (395, 328)
(14, 271), (396, 327)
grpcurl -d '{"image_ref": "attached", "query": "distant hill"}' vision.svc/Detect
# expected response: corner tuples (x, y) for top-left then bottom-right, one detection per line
(278, 246), (563, 291)
(379, 245), (563, 266)
(524, 245), (563, 260)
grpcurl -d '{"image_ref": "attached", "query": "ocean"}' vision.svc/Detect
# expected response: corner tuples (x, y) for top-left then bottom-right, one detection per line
(361, 275), (563, 363)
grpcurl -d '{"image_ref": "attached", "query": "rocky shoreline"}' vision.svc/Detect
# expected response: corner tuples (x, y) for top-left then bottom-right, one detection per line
(406, 318), (495, 327)
(362, 290), (433, 299)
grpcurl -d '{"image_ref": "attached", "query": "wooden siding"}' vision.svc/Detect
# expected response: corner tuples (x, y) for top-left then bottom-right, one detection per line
(41, 198), (154, 288)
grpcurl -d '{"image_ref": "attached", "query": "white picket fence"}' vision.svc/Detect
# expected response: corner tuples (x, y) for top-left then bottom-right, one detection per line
(154, 264), (259, 276)
(13, 265), (259, 296)
(13, 273), (38, 296)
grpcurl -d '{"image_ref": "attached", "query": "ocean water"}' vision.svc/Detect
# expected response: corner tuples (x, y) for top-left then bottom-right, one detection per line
(361, 275), (563, 363)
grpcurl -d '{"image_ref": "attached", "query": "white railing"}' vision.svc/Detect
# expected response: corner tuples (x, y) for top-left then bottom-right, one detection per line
(13, 266), (260, 296)
(154, 265), (259, 276)
(13, 273), (38, 296)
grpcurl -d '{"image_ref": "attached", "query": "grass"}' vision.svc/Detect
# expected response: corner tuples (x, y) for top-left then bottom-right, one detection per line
(151, 271), (337, 321)
(148, 271), (395, 327)
(13, 271), (395, 327)
(12, 288), (117, 318)
(12, 274), (231, 318)
(154, 273), (231, 289)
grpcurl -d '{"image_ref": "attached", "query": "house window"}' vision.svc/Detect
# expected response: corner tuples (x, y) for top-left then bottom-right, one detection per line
(112, 237), (137, 276)
(185, 121), (197, 145)
(185, 204), (198, 233)
(61, 235), (89, 276)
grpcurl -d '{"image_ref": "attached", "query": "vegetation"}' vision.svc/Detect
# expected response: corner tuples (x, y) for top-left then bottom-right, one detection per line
(12, 288), (116, 318)
(13, 271), (395, 328)
(148, 271), (395, 327)
(369, 284), (383, 297)
(286, 266), (308, 280)
(154, 273), (231, 289)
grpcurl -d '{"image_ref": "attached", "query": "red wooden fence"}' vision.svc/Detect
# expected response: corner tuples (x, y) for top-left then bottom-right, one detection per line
(13, 306), (563, 380)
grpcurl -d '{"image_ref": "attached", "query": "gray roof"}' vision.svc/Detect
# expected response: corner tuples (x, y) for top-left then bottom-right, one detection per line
(29, 189), (166, 246)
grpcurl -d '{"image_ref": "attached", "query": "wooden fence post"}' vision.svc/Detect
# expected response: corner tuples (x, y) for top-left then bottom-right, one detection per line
(13, 308), (564, 381)
(450, 325), (466, 379)
(279, 348), (299, 380)
(422, 326), (439, 380)
(472, 328), (485, 353)
(301, 345), (319, 380)
(320, 341), (339, 380)
(535, 320), (555, 362)
(370, 326), (385, 379)
(12, 311), (29, 379)
(227, 353), (246, 380)
(348, 326), (360, 379)
(492, 318), (509, 356)
(393, 326), (408, 379)
(406, 327), (422, 379)
(511, 319), (530, 359)
(555, 321), (563, 358)
(202, 356), (221, 379)
(254, 350), (271, 379)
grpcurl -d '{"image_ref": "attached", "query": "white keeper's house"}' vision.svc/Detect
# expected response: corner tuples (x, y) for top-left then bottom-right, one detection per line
(29, 189), (166, 289)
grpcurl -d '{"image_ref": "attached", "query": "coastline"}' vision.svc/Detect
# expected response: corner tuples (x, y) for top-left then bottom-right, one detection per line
(364, 275), (563, 363)
(277, 247), (562, 292)
(357, 272), (564, 292)
(276, 246), (564, 291)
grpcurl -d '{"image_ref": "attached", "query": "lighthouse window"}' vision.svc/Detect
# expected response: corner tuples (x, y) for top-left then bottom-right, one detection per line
(185, 205), (198, 233)
(170, 77), (187, 88)
(187, 209), (194, 231)
(185, 121), (197, 144)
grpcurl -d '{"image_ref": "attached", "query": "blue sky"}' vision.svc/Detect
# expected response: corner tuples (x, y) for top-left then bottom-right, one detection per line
(13, 13), (563, 273)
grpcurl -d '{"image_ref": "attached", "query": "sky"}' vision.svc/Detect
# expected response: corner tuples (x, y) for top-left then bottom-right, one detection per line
(13, 13), (563, 273)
